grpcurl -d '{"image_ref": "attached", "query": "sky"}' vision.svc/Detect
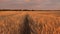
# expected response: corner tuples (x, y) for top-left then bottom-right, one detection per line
(0, 0), (60, 10)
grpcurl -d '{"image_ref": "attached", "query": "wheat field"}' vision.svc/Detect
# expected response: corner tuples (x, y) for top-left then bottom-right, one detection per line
(0, 11), (60, 34)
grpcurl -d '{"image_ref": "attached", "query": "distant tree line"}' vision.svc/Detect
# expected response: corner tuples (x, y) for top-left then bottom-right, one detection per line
(0, 9), (36, 11)
(0, 9), (60, 11)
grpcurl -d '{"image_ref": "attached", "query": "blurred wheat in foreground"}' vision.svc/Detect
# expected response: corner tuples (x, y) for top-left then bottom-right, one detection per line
(29, 15), (60, 34)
